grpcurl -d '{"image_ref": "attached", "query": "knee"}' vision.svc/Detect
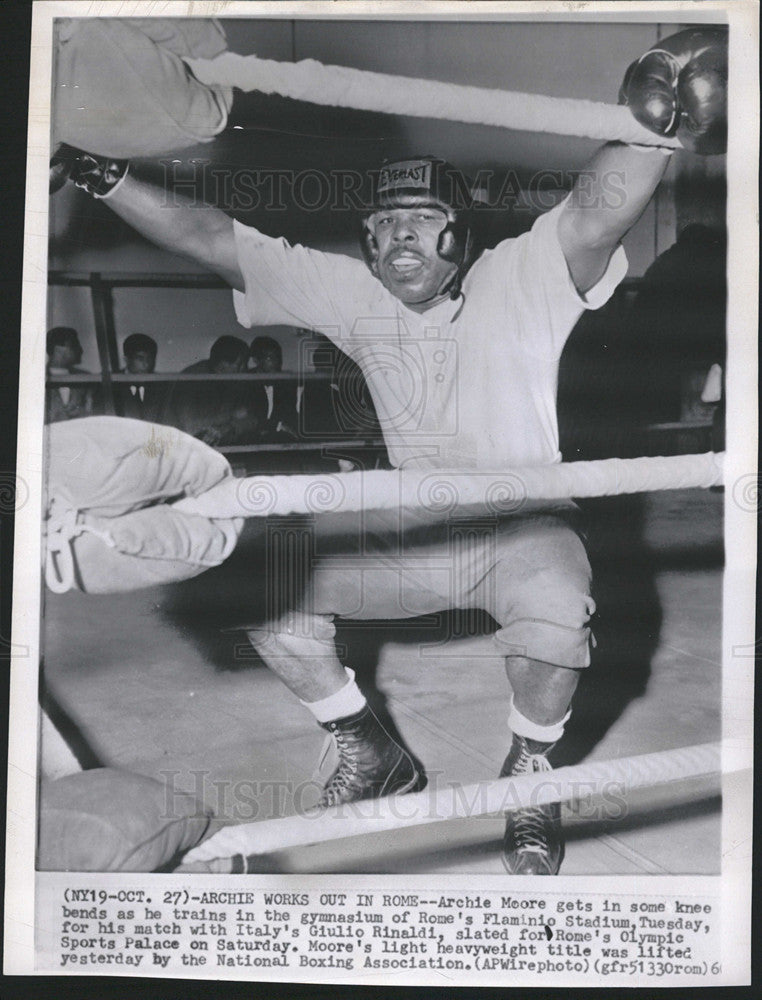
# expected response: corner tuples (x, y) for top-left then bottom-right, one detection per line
(493, 543), (594, 623)
(510, 568), (595, 628)
(493, 569), (595, 670)
(488, 518), (595, 668)
(246, 612), (336, 655)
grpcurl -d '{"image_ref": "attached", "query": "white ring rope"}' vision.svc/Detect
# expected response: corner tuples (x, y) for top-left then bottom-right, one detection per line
(182, 742), (723, 868)
(174, 452), (724, 520)
(186, 52), (682, 149)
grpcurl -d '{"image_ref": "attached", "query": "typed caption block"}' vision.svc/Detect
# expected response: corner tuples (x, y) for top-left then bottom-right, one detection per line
(34, 875), (733, 986)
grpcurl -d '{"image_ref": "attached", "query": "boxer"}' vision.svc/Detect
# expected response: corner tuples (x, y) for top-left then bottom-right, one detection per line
(53, 26), (727, 875)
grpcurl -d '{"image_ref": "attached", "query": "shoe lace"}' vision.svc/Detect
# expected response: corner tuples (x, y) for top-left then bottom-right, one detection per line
(317, 728), (361, 806)
(512, 754), (554, 856)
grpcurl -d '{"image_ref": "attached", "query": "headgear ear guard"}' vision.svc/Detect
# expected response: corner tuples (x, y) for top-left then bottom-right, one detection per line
(360, 156), (476, 299)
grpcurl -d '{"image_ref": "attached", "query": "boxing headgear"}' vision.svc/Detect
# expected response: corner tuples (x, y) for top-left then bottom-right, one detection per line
(360, 156), (475, 299)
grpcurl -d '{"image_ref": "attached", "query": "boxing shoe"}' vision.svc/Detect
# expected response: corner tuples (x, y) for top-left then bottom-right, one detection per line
(620, 27), (728, 155)
(500, 733), (564, 876)
(317, 705), (426, 808)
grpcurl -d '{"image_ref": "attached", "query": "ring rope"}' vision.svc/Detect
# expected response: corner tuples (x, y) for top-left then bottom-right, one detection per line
(186, 52), (682, 149)
(181, 742), (723, 868)
(174, 451), (724, 520)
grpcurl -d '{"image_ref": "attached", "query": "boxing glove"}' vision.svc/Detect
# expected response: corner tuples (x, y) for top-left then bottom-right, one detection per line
(620, 27), (728, 154)
(44, 416), (243, 594)
(50, 142), (129, 198)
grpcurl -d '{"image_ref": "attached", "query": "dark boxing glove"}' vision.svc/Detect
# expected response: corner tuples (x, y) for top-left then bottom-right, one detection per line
(49, 142), (129, 197)
(620, 27), (728, 155)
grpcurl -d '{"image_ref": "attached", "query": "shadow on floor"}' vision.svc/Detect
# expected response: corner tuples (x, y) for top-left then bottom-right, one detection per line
(40, 686), (104, 770)
(560, 496), (662, 766)
(155, 496), (726, 772)
(334, 611), (495, 774)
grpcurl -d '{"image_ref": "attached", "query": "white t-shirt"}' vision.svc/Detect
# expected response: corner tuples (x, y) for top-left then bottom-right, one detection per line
(233, 204), (627, 470)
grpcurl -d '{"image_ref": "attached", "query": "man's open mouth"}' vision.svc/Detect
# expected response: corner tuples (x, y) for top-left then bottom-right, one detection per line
(388, 255), (424, 276)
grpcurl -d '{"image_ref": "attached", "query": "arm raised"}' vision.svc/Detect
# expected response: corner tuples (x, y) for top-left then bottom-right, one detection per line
(106, 175), (244, 292)
(53, 146), (244, 291)
(558, 142), (669, 296)
(558, 26), (727, 296)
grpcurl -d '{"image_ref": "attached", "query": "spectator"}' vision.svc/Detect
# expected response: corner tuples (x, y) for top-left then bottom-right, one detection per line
(296, 335), (386, 472)
(45, 327), (95, 423)
(628, 224), (727, 428)
(116, 333), (165, 423)
(559, 224), (727, 459)
(165, 335), (260, 446)
(301, 335), (382, 441)
(249, 336), (298, 441)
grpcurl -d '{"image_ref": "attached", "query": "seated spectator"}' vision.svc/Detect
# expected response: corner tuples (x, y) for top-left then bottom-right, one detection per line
(300, 335), (382, 441)
(299, 335), (386, 471)
(629, 224), (727, 428)
(116, 333), (166, 423)
(165, 335), (261, 447)
(559, 223), (726, 459)
(46, 326), (96, 423)
(249, 336), (298, 441)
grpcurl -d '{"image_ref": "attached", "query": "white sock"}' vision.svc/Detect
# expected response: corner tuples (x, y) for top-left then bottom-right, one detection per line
(300, 667), (366, 724)
(507, 696), (571, 745)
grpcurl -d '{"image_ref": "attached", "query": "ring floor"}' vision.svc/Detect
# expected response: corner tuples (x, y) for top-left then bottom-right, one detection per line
(42, 488), (726, 874)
